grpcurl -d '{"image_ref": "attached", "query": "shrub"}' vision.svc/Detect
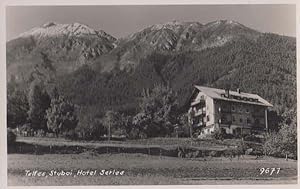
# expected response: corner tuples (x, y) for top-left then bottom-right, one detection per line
(209, 150), (219, 157)
(76, 115), (105, 140)
(63, 130), (78, 140)
(7, 130), (16, 145)
(127, 127), (141, 139)
(212, 129), (226, 140)
(223, 148), (236, 159)
(36, 129), (46, 137)
(263, 123), (297, 159)
(244, 135), (262, 143)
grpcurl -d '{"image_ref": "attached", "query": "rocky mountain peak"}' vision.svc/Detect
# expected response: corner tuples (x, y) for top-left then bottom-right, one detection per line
(15, 22), (114, 41)
(42, 22), (58, 28)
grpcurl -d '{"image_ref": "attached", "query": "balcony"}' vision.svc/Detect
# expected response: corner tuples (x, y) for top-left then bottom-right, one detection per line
(195, 122), (205, 127)
(218, 107), (231, 113)
(219, 118), (232, 125)
(251, 123), (266, 129)
(252, 111), (265, 117)
(191, 99), (205, 107)
(194, 109), (206, 116)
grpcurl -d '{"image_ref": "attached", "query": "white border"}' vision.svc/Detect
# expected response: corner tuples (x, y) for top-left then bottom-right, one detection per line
(0, 0), (299, 189)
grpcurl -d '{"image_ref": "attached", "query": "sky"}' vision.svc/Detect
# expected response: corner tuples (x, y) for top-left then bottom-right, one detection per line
(6, 4), (296, 41)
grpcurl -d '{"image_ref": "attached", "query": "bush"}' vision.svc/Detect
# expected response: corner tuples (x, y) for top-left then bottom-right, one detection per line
(263, 123), (297, 159)
(63, 130), (78, 140)
(19, 123), (32, 132)
(223, 148), (237, 159)
(36, 129), (46, 137)
(208, 150), (219, 157)
(212, 129), (226, 140)
(76, 114), (105, 140)
(127, 127), (140, 139)
(244, 135), (262, 143)
(7, 130), (16, 145)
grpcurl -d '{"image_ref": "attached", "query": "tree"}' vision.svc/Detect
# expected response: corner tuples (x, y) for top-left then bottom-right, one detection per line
(76, 114), (105, 140)
(263, 113), (297, 160)
(27, 81), (51, 130)
(135, 84), (179, 137)
(46, 96), (78, 137)
(132, 112), (152, 138)
(121, 114), (133, 137)
(102, 111), (124, 140)
(187, 109), (195, 138)
(279, 123), (297, 159)
(7, 84), (29, 128)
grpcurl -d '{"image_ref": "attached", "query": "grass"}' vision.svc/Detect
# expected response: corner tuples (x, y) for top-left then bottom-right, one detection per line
(7, 153), (297, 185)
(7, 136), (297, 185)
(16, 136), (247, 150)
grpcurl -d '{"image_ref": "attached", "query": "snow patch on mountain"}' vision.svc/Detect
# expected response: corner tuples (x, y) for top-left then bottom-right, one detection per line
(16, 22), (112, 40)
(151, 20), (185, 31)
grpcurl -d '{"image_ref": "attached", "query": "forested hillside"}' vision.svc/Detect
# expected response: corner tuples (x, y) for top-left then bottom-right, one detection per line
(54, 33), (296, 119)
(7, 20), (296, 137)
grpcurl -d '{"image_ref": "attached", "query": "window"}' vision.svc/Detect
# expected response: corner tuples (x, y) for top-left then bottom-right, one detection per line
(231, 105), (235, 112)
(246, 108), (249, 113)
(232, 116), (236, 122)
(239, 105), (243, 112)
(239, 118), (243, 123)
(221, 116), (227, 123)
(207, 115), (210, 122)
(254, 119), (260, 125)
(247, 118), (251, 124)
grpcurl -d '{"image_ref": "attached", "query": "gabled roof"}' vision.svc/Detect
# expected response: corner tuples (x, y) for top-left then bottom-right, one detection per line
(194, 85), (273, 107)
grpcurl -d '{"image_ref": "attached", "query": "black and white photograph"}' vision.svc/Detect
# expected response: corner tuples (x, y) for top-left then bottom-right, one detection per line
(2, 0), (298, 187)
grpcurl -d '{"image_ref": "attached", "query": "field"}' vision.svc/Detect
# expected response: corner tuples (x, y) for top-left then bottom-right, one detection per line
(7, 137), (298, 185)
(8, 153), (297, 185)
(15, 136), (234, 149)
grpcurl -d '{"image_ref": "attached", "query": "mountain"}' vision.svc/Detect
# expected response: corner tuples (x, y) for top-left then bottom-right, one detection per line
(56, 21), (296, 118)
(7, 22), (116, 82)
(123, 20), (259, 51)
(95, 20), (260, 71)
(7, 20), (296, 120)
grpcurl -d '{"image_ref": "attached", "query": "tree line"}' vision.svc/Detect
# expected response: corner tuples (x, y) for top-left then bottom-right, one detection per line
(7, 79), (183, 140)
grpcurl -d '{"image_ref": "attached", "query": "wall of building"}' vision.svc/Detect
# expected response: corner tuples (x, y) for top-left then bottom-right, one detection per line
(213, 100), (266, 131)
(205, 96), (215, 126)
(190, 90), (268, 136)
(190, 92), (215, 127)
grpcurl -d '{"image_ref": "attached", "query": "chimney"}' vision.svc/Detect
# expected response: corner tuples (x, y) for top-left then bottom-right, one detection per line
(225, 88), (230, 98)
(224, 84), (230, 98)
(237, 88), (241, 94)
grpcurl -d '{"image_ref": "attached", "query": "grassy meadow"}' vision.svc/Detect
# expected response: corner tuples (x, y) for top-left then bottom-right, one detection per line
(7, 137), (298, 185)
(8, 153), (297, 185)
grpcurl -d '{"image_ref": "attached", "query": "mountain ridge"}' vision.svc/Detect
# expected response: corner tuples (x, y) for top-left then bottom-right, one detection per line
(101, 19), (261, 72)
(7, 22), (117, 82)
(6, 20), (296, 119)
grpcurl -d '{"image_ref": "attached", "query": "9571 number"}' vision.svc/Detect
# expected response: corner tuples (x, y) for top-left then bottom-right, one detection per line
(259, 168), (281, 175)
